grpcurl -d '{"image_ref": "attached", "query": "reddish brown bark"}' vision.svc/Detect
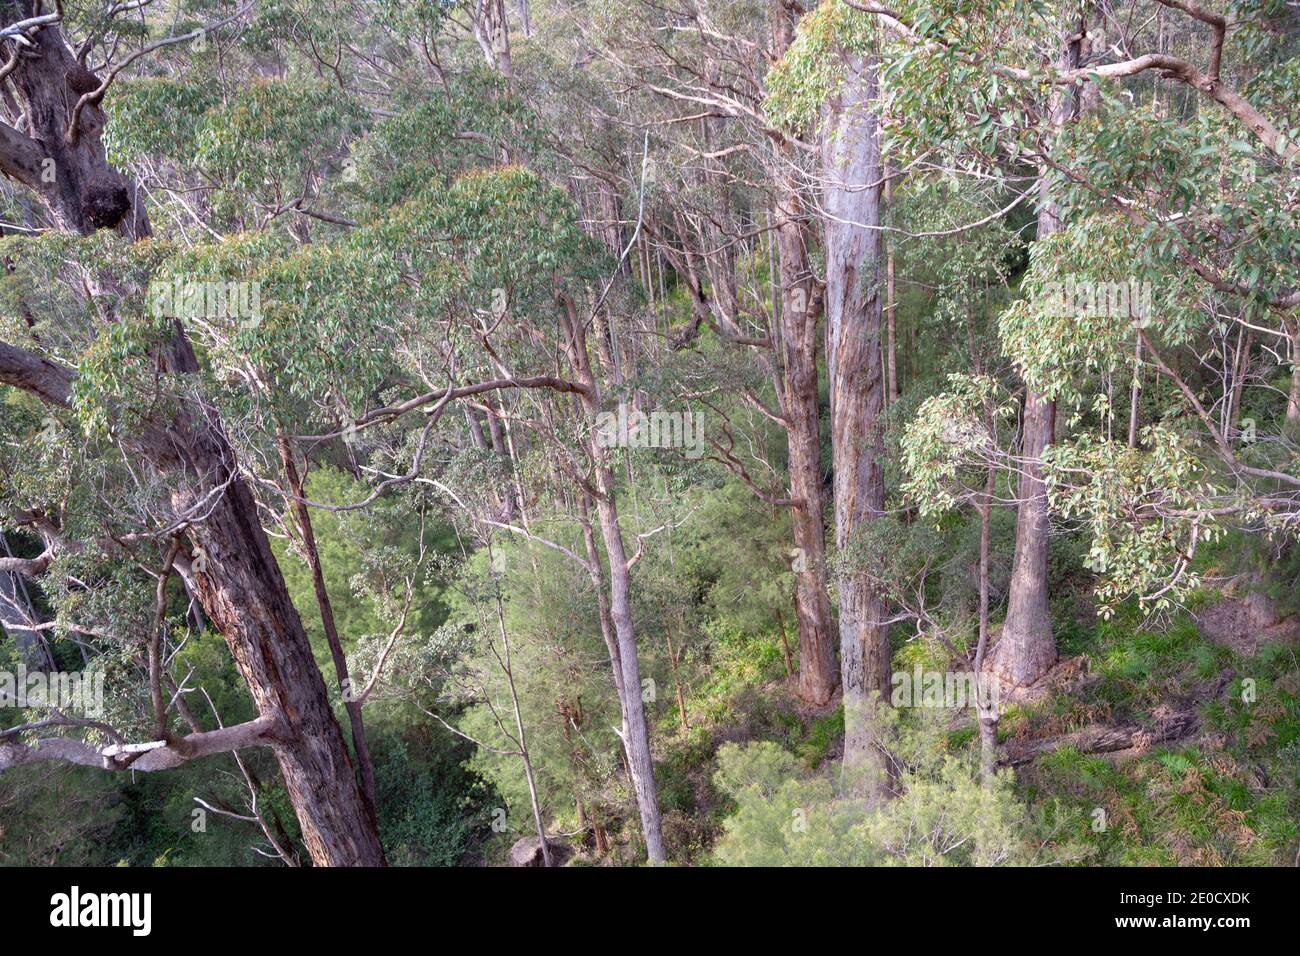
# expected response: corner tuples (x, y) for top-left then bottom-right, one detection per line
(278, 438), (381, 823)
(770, 8), (838, 705)
(0, 12), (386, 865)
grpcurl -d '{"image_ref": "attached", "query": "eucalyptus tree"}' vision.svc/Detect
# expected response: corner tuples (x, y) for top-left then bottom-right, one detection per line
(813, 11), (891, 799)
(552, 0), (843, 704)
(0, 3), (386, 866)
(863, 0), (1298, 635)
(0, 0), (681, 868)
(766, 3), (895, 797)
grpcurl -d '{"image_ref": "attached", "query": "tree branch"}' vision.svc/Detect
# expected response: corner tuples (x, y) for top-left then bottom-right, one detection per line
(843, 1), (1297, 162)
(0, 713), (284, 772)
(65, 3), (254, 144)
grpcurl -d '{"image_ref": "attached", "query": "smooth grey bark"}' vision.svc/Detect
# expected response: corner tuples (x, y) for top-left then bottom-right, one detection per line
(990, 22), (1096, 690)
(558, 296), (666, 864)
(821, 49), (891, 802)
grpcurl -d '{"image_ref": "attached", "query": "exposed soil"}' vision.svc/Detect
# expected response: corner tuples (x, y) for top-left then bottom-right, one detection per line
(1195, 592), (1300, 657)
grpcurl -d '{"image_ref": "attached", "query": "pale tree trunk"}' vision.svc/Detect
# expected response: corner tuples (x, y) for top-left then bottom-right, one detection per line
(1287, 329), (1300, 432)
(487, 543), (551, 867)
(559, 298), (666, 864)
(974, 455), (998, 784)
(1128, 335), (1142, 448)
(990, 23), (1095, 690)
(1228, 328), (1251, 432)
(821, 51), (891, 802)
(591, 486), (665, 863)
(474, 0), (513, 84)
(885, 168), (899, 406)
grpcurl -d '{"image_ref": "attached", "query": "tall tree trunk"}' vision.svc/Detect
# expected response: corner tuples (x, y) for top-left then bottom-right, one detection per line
(991, 384), (1057, 688)
(821, 50), (891, 802)
(770, 6), (838, 705)
(990, 21), (1094, 690)
(884, 168), (899, 406)
(588, 465), (665, 863)
(0, 14), (386, 865)
(278, 439), (380, 821)
(774, 188), (838, 705)
(974, 450), (998, 785)
(0, 5), (144, 238)
(172, 408), (387, 866)
(559, 298), (666, 864)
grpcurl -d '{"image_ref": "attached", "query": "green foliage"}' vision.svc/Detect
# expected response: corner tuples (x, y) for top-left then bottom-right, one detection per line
(194, 80), (366, 203)
(4, 0), (1298, 873)
(766, 2), (879, 134)
(712, 712), (1068, 866)
(1046, 426), (1222, 616)
(274, 466), (450, 666)
(902, 373), (1014, 516)
(348, 73), (543, 211)
(373, 732), (495, 866)
(106, 79), (223, 166)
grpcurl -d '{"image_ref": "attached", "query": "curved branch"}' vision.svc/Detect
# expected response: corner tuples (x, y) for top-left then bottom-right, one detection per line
(0, 713), (284, 772)
(65, 2), (254, 144)
(843, 1), (1298, 162)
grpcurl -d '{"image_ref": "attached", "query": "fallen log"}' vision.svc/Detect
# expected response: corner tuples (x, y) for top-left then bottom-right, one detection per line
(1002, 709), (1199, 766)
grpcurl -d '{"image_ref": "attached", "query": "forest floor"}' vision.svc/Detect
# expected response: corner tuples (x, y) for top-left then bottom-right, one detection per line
(638, 579), (1300, 866)
(484, 561), (1300, 867)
